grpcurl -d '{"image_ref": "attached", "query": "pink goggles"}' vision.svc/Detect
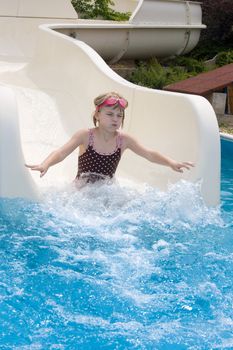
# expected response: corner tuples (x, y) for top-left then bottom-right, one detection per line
(96, 97), (128, 111)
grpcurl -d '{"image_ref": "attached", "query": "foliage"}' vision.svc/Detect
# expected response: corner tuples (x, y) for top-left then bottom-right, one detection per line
(164, 66), (191, 86)
(71, 0), (130, 21)
(129, 59), (192, 89)
(187, 41), (226, 61)
(70, 0), (233, 90)
(200, 0), (233, 42)
(215, 50), (233, 67)
(184, 0), (233, 62)
(164, 56), (207, 74)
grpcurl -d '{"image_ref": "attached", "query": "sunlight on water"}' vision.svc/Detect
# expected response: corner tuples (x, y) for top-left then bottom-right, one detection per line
(1, 168), (233, 349)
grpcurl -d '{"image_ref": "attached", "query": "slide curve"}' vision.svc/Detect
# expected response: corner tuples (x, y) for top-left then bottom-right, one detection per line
(0, 0), (220, 206)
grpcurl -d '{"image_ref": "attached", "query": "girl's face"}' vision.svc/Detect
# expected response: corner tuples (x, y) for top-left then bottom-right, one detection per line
(96, 104), (124, 131)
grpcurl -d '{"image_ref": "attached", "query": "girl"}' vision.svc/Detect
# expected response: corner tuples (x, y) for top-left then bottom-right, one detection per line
(26, 92), (193, 184)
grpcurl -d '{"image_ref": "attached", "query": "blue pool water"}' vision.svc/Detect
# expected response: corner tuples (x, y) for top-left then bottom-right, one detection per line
(0, 139), (233, 350)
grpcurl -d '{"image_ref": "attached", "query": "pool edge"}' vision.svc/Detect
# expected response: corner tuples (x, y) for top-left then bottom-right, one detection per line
(220, 132), (233, 142)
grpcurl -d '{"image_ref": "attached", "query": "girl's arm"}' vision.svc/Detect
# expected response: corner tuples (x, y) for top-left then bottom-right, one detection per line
(123, 134), (194, 173)
(25, 129), (87, 177)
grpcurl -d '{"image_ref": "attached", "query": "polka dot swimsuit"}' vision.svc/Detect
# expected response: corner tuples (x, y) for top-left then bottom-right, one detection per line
(76, 129), (122, 183)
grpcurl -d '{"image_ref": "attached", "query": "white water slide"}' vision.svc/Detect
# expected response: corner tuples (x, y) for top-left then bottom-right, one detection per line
(0, 0), (220, 206)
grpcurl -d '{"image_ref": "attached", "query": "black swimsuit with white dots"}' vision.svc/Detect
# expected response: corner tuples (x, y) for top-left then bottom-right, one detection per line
(76, 129), (122, 183)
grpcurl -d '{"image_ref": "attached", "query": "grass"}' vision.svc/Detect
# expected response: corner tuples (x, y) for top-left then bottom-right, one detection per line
(219, 124), (233, 135)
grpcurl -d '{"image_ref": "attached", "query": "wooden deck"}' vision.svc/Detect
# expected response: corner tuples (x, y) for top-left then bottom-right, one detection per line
(164, 63), (233, 96)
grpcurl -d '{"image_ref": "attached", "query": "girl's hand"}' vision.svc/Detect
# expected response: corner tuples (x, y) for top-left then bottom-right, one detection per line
(169, 160), (194, 173)
(25, 163), (48, 177)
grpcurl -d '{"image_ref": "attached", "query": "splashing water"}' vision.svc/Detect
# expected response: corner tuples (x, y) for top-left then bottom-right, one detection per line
(1, 155), (233, 349)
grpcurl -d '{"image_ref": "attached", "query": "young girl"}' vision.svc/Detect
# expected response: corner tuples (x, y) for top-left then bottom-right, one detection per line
(26, 92), (193, 184)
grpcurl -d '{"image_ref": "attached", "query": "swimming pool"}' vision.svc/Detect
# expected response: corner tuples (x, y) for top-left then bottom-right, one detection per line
(0, 137), (233, 350)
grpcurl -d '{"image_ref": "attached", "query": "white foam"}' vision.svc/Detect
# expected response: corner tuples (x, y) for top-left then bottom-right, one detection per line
(40, 179), (222, 231)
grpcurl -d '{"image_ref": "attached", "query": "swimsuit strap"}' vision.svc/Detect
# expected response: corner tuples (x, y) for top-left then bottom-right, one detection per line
(88, 129), (94, 147)
(116, 132), (123, 150)
(89, 129), (122, 150)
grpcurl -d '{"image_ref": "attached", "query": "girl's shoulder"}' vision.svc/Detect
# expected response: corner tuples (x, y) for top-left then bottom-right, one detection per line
(118, 131), (136, 151)
(73, 128), (90, 139)
(119, 131), (135, 143)
(71, 128), (91, 146)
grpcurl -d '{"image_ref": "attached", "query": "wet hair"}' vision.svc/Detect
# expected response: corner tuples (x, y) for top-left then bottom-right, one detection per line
(93, 92), (128, 127)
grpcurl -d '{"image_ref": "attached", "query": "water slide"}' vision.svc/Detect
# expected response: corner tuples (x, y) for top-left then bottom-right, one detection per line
(0, 0), (220, 206)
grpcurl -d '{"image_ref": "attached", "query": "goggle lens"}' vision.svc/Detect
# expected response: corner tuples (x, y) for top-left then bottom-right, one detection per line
(97, 97), (127, 110)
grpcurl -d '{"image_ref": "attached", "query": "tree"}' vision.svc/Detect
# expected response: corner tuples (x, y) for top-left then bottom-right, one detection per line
(71, 0), (130, 21)
(201, 0), (233, 42)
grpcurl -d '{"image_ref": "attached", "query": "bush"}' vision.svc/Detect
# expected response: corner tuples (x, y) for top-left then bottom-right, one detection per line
(187, 41), (225, 61)
(129, 59), (191, 89)
(71, 0), (130, 21)
(165, 56), (207, 74)
(215, 50), (233, 67)
(165, 66), (191, 86)
(129, 60), (167, 89)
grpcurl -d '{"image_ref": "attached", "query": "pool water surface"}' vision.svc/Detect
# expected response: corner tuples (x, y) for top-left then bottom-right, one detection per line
(0, 138), (233, 349)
